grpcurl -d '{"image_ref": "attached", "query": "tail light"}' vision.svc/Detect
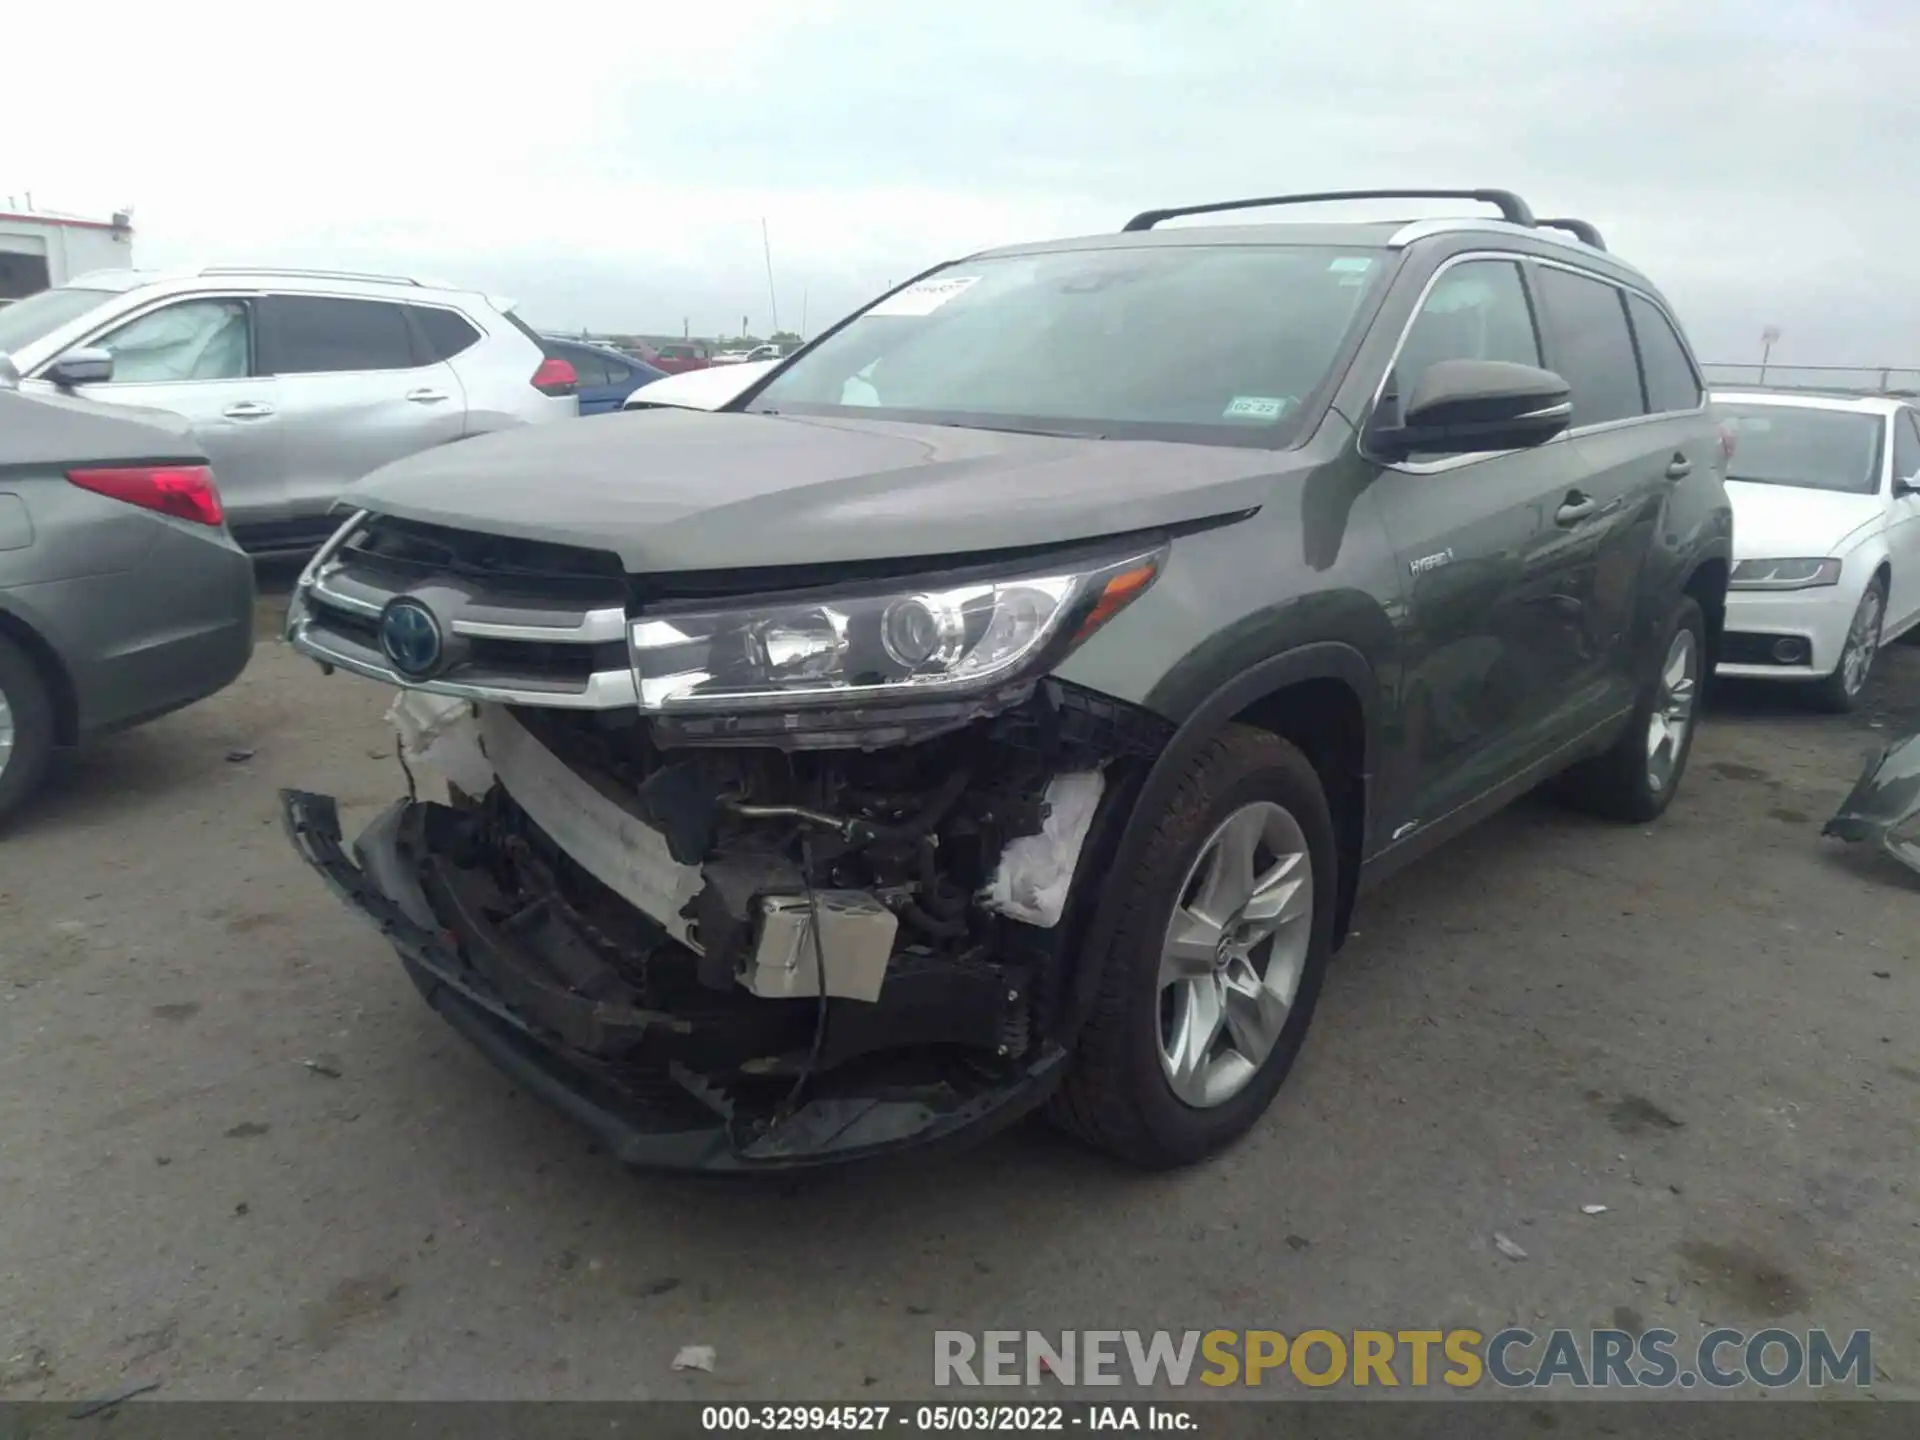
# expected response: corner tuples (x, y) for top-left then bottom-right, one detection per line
(67, 464), (224, 526)
(531, 357), (578, 396)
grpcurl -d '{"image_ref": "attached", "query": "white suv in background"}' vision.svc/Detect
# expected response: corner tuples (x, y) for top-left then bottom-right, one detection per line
(1712, 388), (1920, 710)
(0, 267), (579, 554)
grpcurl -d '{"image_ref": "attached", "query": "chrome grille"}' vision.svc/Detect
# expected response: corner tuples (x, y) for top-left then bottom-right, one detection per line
(287, 511), (640, 709)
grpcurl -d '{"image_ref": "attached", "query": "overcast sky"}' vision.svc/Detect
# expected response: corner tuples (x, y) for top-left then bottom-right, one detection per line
(8, 0), (1916, 365)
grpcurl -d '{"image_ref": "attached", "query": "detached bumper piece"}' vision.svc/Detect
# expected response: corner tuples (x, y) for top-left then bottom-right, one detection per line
(1824, 733), (1920, 879)
(280, 789), (1068, 1171)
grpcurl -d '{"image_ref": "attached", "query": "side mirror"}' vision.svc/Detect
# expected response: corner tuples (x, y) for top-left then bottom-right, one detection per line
(1896, 475), (1920, 499)
(45, 346), (114, 389)
(1372, 358), (1572, 460)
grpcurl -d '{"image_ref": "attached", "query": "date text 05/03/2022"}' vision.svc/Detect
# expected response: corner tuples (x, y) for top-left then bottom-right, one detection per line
(701, 1404), (1194, 1433)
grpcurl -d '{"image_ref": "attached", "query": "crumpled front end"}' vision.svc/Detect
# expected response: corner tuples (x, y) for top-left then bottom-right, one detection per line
(284, 678), (1168, 1171)
(278, 509), (1178, 1170)
(1824, 734), (1920, 879)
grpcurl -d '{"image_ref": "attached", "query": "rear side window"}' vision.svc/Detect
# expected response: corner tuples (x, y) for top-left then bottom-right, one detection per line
(560, 346), (613, 387)
(1626, 294), (1702, 413)
(1535, 268), (1644, 427)
(1392, 259), (1540, 410)
(260, 296), (418, 374)
(410, 305), (481, 361)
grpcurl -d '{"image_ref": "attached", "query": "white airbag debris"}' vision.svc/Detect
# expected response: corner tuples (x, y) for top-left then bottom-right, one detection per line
(386, 691), (495, 798)
(979, 771), (1105, 928)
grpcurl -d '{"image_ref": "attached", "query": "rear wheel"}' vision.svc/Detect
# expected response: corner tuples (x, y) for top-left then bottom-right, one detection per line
(1810, 577), (1885, 714)
(1557, 595), (1704, 823)
(0, 634), (56, 830)
(1050, 725), (1336, 1169)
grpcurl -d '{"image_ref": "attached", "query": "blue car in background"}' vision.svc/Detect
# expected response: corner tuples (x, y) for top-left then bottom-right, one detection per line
(540, 338), (668, 415)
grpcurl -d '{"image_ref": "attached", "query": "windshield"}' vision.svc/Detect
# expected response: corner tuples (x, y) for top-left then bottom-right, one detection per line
(748, 244), (1391, 445)
(1715, 403), (1885, 495)
(0, 286), (117, 358)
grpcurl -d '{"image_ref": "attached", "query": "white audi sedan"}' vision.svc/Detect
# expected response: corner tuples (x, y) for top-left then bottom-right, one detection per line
(1711, 389), (1920, 710)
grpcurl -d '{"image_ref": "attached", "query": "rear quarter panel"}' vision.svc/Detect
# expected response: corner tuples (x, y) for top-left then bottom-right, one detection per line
(451, 324), (578, 432)
(0, 389), (253, 735)
(0, 487), (254, 737)
(0, 389), (204, 583)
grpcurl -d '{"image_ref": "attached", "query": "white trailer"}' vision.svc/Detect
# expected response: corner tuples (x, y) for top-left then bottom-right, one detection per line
(0, 209), (134, 306)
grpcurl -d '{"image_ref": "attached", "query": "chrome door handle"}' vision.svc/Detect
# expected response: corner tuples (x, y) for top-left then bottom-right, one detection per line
(1555, 496), (1597, 526)
(405, 388), (449, 403)
(222, 401), (274, 419)
(1665, 456), (1693, 480)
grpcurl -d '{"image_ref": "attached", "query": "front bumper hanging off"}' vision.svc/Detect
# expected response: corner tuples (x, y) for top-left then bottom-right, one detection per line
(280, 789), (1070, 1173)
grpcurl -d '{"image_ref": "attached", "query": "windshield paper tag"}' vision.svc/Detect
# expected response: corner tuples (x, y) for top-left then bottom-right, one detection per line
(1224, 396), (1288, 420)
(866, 276), (981, 317)
(1329, 256), (1374, 273)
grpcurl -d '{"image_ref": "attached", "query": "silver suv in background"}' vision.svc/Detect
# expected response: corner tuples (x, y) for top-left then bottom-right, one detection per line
(0, 268), (579, 554)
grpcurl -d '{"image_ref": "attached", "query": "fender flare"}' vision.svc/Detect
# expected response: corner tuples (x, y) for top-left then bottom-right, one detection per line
(1058, 641), (1381, 1041)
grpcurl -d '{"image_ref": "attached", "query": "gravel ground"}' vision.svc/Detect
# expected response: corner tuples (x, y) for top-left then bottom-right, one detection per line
(1, 584), (1916, 1403)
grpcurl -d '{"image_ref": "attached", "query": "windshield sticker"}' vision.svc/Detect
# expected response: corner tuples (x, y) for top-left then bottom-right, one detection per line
(1328, 256), (1375, 273)
(865, 276), (982, 317)
(1224, 396), (1289, 421)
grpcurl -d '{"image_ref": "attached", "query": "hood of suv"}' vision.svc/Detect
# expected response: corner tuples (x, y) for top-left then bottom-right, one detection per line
(345, 409), (1284, 572)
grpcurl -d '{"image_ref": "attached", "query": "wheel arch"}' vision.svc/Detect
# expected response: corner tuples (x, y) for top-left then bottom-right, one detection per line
(0, 602), (79, 747)
(1061, 642), (1380, 1043)
(1681, 549), (1730, 673)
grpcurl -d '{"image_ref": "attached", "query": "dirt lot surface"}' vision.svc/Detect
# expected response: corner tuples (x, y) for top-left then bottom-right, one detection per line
(2, 583), (1917, 1402)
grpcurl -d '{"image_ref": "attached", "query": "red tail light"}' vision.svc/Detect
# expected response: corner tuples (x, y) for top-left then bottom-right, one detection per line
(531, 357), (578, 396)
(67, 464), (224, 526)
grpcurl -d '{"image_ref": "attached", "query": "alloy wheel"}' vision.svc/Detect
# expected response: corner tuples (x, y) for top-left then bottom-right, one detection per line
(1156, 800), (1313, 1109)
(0, 686), (13, 781)
(1646, 628), (1698, 795)
(1841, 587), (1884, 699)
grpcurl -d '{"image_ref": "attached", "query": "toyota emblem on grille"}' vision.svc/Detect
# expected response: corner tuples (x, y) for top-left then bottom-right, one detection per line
(379, 597), (445, 678)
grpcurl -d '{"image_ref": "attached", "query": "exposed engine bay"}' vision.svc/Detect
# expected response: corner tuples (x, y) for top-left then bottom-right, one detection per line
(367, 677), (1170, 1149)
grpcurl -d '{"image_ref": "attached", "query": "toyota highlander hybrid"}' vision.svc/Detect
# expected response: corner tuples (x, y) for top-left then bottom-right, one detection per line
(278, 189), (1732, 1172)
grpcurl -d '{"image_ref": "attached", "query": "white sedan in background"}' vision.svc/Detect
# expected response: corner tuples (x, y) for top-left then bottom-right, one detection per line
(1712, 389), (1920, 710)
(621, 358), (776, 413)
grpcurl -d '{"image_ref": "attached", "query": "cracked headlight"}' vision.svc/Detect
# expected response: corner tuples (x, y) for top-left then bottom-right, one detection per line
(629, 542), (1165, 712)
(1729, 557), (1843, 590)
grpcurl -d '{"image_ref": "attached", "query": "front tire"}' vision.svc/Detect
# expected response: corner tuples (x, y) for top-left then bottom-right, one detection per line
(0, 634), (56, 830)
(1810, 577), (1885, 714)
(1558, 595), (1705, 823)
(1050, 725), (1337, 1169)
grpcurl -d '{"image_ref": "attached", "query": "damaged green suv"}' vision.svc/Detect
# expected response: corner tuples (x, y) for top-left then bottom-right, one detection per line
(281, 189), (1732, 1171)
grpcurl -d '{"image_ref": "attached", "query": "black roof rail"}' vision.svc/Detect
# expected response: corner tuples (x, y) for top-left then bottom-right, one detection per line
(1536, 217), (1606, 251)
(1121, 188), (1536, 233)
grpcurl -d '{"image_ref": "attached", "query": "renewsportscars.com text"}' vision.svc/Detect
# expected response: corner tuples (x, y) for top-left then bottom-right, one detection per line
(933, 1327), (1872, 1390)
